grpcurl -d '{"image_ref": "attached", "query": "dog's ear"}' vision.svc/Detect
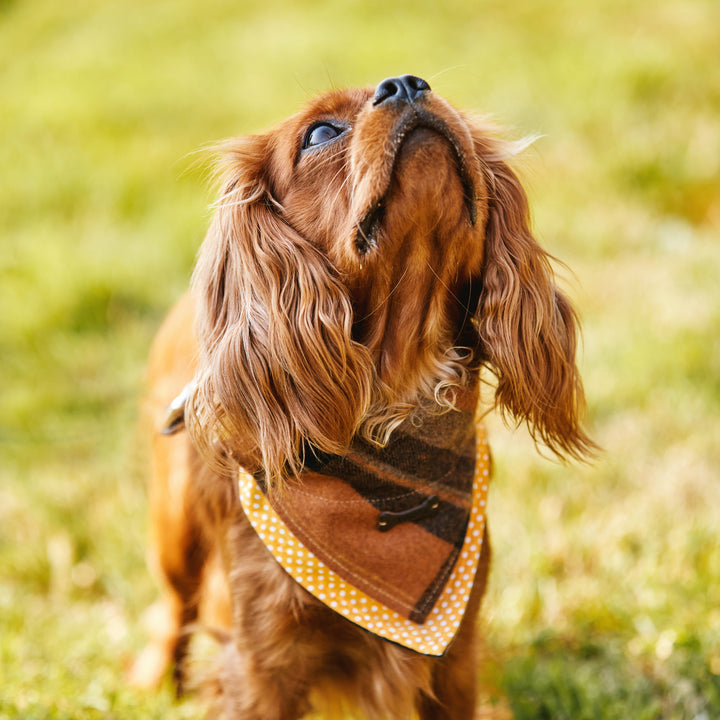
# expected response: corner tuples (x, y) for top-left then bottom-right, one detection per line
(473, 139), (596, 460)
(188, 135), (374, 489)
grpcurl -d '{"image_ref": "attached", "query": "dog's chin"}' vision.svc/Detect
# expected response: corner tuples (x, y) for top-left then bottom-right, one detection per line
(354, 127), (477, 256)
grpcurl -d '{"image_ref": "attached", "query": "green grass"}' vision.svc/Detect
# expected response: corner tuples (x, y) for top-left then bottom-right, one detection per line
(1, 0), (719, 716)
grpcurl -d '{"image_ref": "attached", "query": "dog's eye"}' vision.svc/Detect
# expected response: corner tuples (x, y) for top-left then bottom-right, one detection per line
(303, 122), (343, 149)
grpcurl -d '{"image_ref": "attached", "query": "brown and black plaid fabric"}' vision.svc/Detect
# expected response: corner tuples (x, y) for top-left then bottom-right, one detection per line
(258, 387), (479, 624)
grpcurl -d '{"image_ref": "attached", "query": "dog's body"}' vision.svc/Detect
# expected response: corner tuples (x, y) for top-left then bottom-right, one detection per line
(132, 76), (594, 719)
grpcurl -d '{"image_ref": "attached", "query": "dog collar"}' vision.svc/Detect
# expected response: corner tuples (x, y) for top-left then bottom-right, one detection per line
(238, 401), (490, 656)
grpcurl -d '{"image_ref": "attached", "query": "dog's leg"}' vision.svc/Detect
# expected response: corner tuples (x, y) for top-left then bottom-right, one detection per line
(418, 644), (478, 720)
(130, 432), (210, 692)
(417, 535), (492, 720)
(209, 517), (318, 719)
(215, 640), (313, 720)
(129, 592), (185, 690)
(416, 618), (479, 720)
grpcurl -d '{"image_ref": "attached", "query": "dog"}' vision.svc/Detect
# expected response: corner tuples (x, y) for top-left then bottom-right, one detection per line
(130, 75), (595, 719)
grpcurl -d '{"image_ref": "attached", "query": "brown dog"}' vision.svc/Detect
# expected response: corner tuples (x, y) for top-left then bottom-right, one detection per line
(131, 75), (594, 719)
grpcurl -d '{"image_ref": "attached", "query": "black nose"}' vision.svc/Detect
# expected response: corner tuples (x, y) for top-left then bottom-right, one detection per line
(373, 75), (430, 106)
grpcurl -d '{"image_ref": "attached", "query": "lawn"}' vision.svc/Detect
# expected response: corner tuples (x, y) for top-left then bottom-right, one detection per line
(1, 0), (719, 717)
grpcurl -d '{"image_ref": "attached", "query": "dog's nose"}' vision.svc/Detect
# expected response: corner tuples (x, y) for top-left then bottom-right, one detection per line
(373, 75), (430, 106)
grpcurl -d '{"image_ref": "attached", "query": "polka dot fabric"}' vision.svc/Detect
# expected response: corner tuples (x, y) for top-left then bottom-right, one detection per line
(238, 424), (490, 656)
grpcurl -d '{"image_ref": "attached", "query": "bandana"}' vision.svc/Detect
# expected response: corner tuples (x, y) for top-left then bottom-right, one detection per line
(238, 390), (490, 656)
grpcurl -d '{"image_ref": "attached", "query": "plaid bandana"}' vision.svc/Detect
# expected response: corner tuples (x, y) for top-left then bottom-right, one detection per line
(238, 388), (490, 655)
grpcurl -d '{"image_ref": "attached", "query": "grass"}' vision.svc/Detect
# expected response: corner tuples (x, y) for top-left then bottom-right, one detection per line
(1, 0), (719, 716)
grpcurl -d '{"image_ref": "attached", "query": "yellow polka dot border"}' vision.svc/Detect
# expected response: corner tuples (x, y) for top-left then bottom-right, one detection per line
(238, 425), (490, 656)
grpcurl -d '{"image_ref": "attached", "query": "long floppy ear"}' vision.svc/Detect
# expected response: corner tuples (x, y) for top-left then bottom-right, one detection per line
(475, 143), (596, 460)
(187, 135), (374, 489)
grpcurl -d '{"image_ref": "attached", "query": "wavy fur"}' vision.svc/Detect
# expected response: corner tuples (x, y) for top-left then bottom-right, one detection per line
(471, 128), (595, 460)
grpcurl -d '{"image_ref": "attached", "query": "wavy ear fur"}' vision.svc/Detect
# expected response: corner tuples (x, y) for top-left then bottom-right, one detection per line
(187, 136), (374, 489)
(474, 137), (596, 460)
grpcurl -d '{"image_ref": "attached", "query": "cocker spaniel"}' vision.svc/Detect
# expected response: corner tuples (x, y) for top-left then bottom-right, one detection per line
(131, 75), (594, 719)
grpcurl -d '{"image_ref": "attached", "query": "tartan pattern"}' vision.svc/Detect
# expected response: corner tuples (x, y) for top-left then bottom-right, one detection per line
(259, 387), (479, 624)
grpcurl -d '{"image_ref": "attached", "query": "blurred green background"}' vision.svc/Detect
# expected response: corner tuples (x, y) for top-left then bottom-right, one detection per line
(1, 0), (719, 717)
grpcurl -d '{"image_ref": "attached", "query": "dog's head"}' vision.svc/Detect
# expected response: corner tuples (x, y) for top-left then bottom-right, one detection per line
(189, 75), (594, 486)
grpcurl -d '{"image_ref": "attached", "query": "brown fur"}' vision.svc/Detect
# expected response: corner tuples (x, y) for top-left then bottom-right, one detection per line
(130, 77), (595, 718)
